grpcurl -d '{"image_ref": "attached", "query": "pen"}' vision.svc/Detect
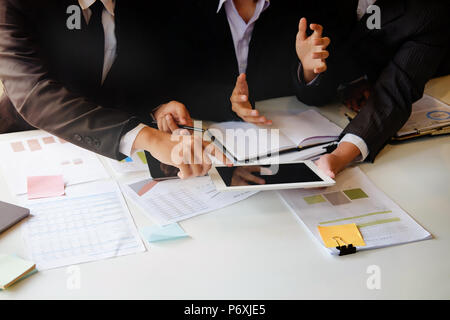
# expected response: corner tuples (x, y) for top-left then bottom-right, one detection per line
(151, 120), (205, 132)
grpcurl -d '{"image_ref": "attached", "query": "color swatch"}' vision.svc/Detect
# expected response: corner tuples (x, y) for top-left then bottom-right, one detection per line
(303, 195), (326, 205)
(343, 188), (369, 200)
(11, 141), (25, 153)
(42, 137), (56, 145)
(27, 139), (42, 152)
(323, 191), (351, 206)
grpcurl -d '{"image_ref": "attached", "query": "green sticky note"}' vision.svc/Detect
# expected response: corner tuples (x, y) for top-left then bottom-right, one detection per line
(0, 254), (36, 290)
(303, 195), (326, 205)
(343, 188), (369, 200)
(137, 151), (148, 165)
(140, 223), (189, 243)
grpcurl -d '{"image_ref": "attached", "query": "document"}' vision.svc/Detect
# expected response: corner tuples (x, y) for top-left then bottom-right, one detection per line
(123, 177), (257, 226)
(106, 151), (149, 175)
(0, 134), (109, 195)
(21, 181), (145, 270)
(279, 167), (431, 255)
(396, 94), (450, 137)
(208, 109), (342, 162)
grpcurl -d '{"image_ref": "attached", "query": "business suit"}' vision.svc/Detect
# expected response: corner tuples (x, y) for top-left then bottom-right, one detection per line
(170, 0), (349, 122)
(293, 0), (450, 162)
(0, 0), (172, 159)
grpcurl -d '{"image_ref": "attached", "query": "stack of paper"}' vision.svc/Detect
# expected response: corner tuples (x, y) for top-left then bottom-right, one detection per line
(0, 254), (36, 290)
(279, 167), (431, 255)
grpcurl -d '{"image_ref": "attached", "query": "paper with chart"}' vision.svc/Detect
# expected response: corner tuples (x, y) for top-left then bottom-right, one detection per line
(21, 181), (145, 270)
(123, 176), (257, 226)
(279, 167), (431, 255)
(397, 94), (450, 137)
(106, 151), (149, 175)
(0, 134), (109, 195)
(207, 109), (342, 162)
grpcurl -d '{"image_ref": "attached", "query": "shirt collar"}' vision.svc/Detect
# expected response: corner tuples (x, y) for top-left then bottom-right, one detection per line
(217, 0), (270, 14)
(78, 0), (115, 16)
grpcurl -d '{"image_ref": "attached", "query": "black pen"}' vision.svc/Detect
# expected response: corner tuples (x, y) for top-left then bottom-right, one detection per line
(151, 120), (205, 132)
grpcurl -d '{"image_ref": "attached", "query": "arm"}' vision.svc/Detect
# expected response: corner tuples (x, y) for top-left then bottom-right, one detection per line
(343, 33), (450, 162)
(316, 4), (450, 177)
(0, 0), (138, 160)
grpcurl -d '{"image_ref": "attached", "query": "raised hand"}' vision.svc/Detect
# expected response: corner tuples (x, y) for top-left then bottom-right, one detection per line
(230, 74), (272, 125)
(296, 18), (331, 83)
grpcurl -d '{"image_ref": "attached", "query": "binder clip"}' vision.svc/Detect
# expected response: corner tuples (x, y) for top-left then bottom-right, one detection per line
(333, 236), (357, 256)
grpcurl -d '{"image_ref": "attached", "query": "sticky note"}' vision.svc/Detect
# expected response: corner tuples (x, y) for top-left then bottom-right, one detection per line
(137, 151), (148, 164)
(0, 254), (36, 290)
(318, 223), (366, 248)
(140, 223), (189, 243)
(27, 175), (65, 200)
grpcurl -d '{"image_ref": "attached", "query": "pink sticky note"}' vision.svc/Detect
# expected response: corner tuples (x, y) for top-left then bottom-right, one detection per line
(27, 175), (65, 200)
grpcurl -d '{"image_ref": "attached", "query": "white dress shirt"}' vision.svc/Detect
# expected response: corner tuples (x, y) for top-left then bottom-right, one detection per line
(78, 0), (144, 157)
(218, 0), (270, 74)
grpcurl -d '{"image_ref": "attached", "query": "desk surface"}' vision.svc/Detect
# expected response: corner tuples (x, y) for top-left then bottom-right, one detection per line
(0, 77), (449, 299)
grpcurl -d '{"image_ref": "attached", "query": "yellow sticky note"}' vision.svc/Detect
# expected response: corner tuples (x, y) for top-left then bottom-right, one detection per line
(318, 223), (366, 248)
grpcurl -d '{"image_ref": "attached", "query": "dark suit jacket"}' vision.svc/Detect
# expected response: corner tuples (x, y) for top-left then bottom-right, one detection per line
(0, 0), (173, 159)
(293, 0), (450, 162)
(170, 0), (350, 122)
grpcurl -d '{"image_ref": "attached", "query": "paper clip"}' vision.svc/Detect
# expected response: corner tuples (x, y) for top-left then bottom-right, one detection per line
(333, 236), (357, 256)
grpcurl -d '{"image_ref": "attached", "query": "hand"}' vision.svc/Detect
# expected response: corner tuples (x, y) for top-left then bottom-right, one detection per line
(153, 101), (193, 133)
(296, 18), (331, 83)
(343, 79), (372, 112)
(315, 142), (362, 178)
(231, 166), (267, 186)
(231, 74), (272, 125)
(315, 154), (344, 179)
(133, 127), (230, 179)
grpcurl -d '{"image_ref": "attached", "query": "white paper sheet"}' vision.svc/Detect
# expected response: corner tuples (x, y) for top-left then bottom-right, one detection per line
(279, 167), (431, 255)
(208, 109), (342, 161)
(21, 180), (145, 270)
(123, 176), (257, 226)
(0, 134), (109, 195)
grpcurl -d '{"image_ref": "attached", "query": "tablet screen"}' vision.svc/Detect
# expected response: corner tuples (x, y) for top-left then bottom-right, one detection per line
(215, 163), (323, 187)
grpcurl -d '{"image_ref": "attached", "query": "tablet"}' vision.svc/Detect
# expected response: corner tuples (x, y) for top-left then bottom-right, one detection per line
(209, 161), (335, 192)
(144, 151), (180, 181)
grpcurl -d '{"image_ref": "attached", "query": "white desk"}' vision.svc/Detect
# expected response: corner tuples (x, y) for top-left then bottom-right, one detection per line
(0, 78), (449, 299)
